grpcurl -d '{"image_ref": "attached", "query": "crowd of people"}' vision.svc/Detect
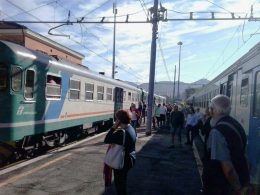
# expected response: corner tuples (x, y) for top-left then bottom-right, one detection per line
(103, 95), (253, 195)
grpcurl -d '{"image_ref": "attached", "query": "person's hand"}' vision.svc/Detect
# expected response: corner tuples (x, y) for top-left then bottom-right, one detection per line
(112, 120), (120, 129)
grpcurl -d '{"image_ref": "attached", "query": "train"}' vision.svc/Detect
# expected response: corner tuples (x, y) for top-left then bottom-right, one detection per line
(0, 40), (166, 163)
(186, 42), (260, 185)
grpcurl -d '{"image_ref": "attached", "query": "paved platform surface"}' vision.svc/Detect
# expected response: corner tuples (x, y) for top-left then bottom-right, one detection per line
(126, 127), (202, 195)
(0, 126), (203, 195)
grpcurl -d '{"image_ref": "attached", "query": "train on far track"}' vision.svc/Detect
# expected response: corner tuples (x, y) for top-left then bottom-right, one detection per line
(0, 40), (166, 164)
(186, 42), (260, 186)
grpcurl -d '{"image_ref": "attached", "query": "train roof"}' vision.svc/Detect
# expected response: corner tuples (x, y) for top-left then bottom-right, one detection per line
(0, 40), (141, 92)
(194, 41), (260, 98)
(208, 41), (260, 86)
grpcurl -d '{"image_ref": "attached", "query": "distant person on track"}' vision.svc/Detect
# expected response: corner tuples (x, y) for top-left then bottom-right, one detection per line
(169, 104), (185, 148)
(202, 95), (250, 195)
(104, 109), (137, 195)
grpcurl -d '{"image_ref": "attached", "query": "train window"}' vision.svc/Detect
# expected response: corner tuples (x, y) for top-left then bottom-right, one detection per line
(240, 78), (249, 107)
(132, 93), (135, 102)
(46, 75), (61, 100)
(220, 83), (227, 95)
(11, 66), (22, 92)
(128, 92), (131, 101)
(106, 87), (113, 101)
(253, 72), (260, 117)
(123, 91), (126, 101)
(69, 79), (81, 100)
(97, 85), (104, 100)
(0, 67), (7, 91)
(25, 69), (35, 99)
(85, 83), (94, 100)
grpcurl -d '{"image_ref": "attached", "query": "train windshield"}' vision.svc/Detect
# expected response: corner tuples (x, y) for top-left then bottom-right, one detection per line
(0, 66), (7, 91)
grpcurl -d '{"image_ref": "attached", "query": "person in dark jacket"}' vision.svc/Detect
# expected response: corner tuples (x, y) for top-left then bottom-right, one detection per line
(202, 95), (250, 195)
(169, 104), (185, 148)
(104, 110), (137, 195)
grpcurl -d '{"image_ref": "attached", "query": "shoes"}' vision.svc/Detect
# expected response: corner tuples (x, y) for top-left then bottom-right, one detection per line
(168, 145), (175, 148)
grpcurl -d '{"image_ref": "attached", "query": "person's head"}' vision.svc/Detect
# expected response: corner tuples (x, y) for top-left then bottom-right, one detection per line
(210, 95), (231, 117)
(189, 108), (195, 114)
(115, 110), (131, 125)
(158, 104), (161, 107)
(196, 108), (200, 112)
(131, 103), (136, 109)
(174, 105), (178, 111)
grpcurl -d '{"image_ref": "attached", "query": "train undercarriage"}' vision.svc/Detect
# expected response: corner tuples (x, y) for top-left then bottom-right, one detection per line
(0, 119), (113, 168)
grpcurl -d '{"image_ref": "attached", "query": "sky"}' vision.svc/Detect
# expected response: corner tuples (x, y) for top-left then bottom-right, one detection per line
(0, 0), (260, 84)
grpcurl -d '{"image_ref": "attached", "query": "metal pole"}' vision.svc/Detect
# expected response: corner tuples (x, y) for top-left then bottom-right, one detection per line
(173, 65), (176, 103)
(146, 0), (159, 136)
(112, 3), (117, 79)
(177, 41), (182, 100)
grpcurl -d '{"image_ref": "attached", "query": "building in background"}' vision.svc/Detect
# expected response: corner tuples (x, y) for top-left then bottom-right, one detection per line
(0, 22), (84, 65)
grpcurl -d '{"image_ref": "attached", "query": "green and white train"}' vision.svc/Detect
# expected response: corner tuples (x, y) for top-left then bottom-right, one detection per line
(0, 40), (166, 163)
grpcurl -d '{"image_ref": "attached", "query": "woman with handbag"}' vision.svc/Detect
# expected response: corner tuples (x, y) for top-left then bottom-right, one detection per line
(104, 109), (137, 195)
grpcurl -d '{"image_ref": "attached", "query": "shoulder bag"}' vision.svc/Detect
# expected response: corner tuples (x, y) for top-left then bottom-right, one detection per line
(104, 129), (125, 169)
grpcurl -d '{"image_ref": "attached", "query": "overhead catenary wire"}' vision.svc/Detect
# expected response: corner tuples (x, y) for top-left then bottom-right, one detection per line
(56, 1), (145, 82)
(203, 24), (242, 79)
(2, 0), (60, 20)
(4, 0), (146, 82)
(203, 1), (260, 80)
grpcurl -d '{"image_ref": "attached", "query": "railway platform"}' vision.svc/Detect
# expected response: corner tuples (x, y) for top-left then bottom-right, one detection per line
(0, 125), (203, 195)
(125, 126), (202, 195)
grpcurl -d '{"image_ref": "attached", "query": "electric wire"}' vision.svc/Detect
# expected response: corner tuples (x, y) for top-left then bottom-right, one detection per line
(2, 0), (60, 20)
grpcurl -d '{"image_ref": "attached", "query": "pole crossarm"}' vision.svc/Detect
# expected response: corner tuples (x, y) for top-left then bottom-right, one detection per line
(1, 20), (151, 24)
(2, 15), (260, 24)
(166, 17), (260, 21)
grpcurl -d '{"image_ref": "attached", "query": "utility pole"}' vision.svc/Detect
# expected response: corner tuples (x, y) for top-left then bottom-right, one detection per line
(146, 0), (159, 136)
(146, 1), (166, 135)
(173, 65), (176, 103)
(177, 41), (182, 100)
(112, 3), (117, 79)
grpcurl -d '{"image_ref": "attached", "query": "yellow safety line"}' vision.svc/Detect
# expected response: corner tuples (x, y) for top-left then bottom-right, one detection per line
(0, 153), (72, 188)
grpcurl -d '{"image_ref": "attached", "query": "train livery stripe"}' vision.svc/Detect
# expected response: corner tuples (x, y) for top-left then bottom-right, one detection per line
(60, 110), (114, 119)
(0, 110), (113, 128)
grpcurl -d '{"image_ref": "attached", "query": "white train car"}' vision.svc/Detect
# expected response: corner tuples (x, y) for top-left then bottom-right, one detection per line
(189, 42), (260, 185)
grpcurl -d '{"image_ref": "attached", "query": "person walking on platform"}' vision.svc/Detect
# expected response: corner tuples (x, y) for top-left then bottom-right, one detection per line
(155, 104), (161, 128)
(185, 108), (198, 145)
(160, 103), (167, 128)
(202, 95), (250, 195)
(141, 102), (147, 124)
(104, 110), (137, 195)
(201, 107), (212, 152)
(169, 104), (185, 148)
(130, 104), (140, 131)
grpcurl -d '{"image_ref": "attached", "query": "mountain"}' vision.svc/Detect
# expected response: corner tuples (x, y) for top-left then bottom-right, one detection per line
(138, 79), (209, 100)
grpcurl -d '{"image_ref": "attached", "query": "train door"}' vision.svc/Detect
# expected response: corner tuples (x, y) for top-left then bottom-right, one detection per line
(248, 68), (260, 185)
(235, 70), (252, 134)
(114, 87), (123, 120)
